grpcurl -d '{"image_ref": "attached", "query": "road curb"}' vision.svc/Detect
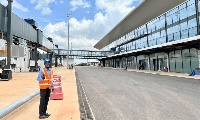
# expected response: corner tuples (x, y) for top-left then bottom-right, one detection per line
(0, 89), (40, 119)
(75, 69), (95, 120)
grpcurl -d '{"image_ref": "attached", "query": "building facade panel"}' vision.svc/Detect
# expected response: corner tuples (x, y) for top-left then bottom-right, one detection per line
(99, 0), (200, 74)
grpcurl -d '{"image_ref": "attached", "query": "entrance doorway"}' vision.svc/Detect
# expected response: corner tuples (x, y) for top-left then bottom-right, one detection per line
(153, 58), (164, 71)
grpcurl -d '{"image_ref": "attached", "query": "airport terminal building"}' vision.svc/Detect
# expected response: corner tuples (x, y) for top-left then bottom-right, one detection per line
(94, 0), (200, 73)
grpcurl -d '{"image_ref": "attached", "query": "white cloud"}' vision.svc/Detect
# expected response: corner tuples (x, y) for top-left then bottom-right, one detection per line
(0, 0), (7, 6)
(0, 0), (29, 12)
(70, 0), (91, 11)
(43, 0), (140, 50)
(30, 0), (37, 4)
(59, 0), (64, 4)
(31, 0), (55, 15)
(13, 0), (29, 12)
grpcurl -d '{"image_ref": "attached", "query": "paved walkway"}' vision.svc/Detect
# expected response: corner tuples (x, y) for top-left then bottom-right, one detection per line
(1, 67), (80, 120)
(103, 67), (200, 79)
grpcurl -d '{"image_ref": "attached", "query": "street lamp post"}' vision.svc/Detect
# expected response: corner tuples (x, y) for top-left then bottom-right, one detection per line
(71, 42), (72, 50)
(67, 13), (71, 68)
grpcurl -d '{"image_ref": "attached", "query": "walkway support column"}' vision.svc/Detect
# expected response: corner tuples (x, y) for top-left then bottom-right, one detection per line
(113, 59), (114, 68)
(115, 59), (116, 68)
(34, 46), (37, 69)
(148, 55), (151, 70)
(136, 56), (138, 69)
(167, 52), (170, 72)
(60, 56), (62, 65)
(5, 0), (13, 70)
(55, 56), (58, 67)
(103, 60), (105, 67)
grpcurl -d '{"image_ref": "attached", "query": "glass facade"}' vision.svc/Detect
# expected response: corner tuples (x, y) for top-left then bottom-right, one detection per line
(103, 0), (200, 73)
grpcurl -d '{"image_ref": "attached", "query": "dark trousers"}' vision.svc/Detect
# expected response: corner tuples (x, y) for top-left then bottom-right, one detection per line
(39, 88), (51, 116)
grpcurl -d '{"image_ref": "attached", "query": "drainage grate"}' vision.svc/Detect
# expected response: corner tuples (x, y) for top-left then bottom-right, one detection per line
(75, 70), (95, 120)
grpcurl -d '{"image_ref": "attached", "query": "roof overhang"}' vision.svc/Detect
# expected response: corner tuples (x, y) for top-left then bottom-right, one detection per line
(94, 0), (188, 49)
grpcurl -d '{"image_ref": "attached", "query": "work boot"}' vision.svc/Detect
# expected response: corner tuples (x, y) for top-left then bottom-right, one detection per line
(39, 115), (48, 119)
(45, 113), (51, 117)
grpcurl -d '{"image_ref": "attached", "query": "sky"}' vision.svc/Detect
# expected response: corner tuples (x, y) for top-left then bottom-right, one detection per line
(0, 0), (142, 63)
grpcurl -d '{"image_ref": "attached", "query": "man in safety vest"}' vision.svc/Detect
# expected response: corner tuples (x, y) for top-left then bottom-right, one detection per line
(37, 58), (54, 119)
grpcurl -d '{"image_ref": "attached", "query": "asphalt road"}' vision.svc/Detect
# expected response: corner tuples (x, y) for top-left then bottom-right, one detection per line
(75, 66), (200, 120)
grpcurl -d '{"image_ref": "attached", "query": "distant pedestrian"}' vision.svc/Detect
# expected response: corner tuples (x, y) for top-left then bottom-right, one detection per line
(139, 64), (141, 70)
(71, 64), (73, 69)
(37, 58), (54, 119)
(141, 64), (144, 70)
(1, 59), (5, 71)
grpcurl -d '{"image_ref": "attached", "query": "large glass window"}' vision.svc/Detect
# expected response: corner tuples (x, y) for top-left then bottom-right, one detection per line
(188, 18), (197, 37)
(168, 34), (173, 42)
(148, 35), (153, 47)
(174, 32), (180, 40)
(161, 36), (166, 44)
(190, 48), (199, 71)
(157, 37), (161, 45)
(175, 50), (182, 73)
(199, 0), (200, 12)
(183, 55), (191, 73)
(181, 21), (188, 39)
(132, 41), (136, 50)
(169, 51), (176, 72)
(156, 16), (165, 30)
(179, 3), (187, 19)
(187, 0), (196, 17)
(166, 15), (172, 25)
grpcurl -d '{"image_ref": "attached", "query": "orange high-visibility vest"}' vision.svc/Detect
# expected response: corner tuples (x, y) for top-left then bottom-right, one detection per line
(39, 68), (53, 89)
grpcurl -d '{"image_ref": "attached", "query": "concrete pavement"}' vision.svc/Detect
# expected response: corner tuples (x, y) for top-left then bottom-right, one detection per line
(1, 67), (80, 120)
(76, 66), (200, 120)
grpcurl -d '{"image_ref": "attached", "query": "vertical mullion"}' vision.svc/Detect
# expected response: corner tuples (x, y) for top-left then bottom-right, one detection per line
(165, 14), (168, 43)
(195, 0), (200, 35)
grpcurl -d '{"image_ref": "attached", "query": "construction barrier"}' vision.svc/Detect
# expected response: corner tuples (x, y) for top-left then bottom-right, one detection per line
(50, 74), (64, 100)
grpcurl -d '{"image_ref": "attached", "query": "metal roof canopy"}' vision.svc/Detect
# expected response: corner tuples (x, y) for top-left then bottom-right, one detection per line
(94, 0), (187, 49)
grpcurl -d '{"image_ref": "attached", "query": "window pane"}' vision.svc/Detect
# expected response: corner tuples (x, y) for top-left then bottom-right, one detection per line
(153, 39), (156, 45)
(174, 32), (180, 40)
(176, 57), (182, 73)
(188, 18), (197, 28)
(173, 13), (179, 23)
(161, 36), (166, 44)
(168, 34), (173, 42)
(181, 29), (188, 39)
(183, 57), (191, 73)
(161, 30), (166, 37)
(157, 38), (161, 45)
(167, 15), (172, 25)
(189, 27), (197, 37)
(180, 8), (187, 20)
(187, 0), (195, 6)
(191, 57), (199, 71)
(187, 3), (196, 17)
(170, 58), (176, 72)
(181, 22), (188, 30)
